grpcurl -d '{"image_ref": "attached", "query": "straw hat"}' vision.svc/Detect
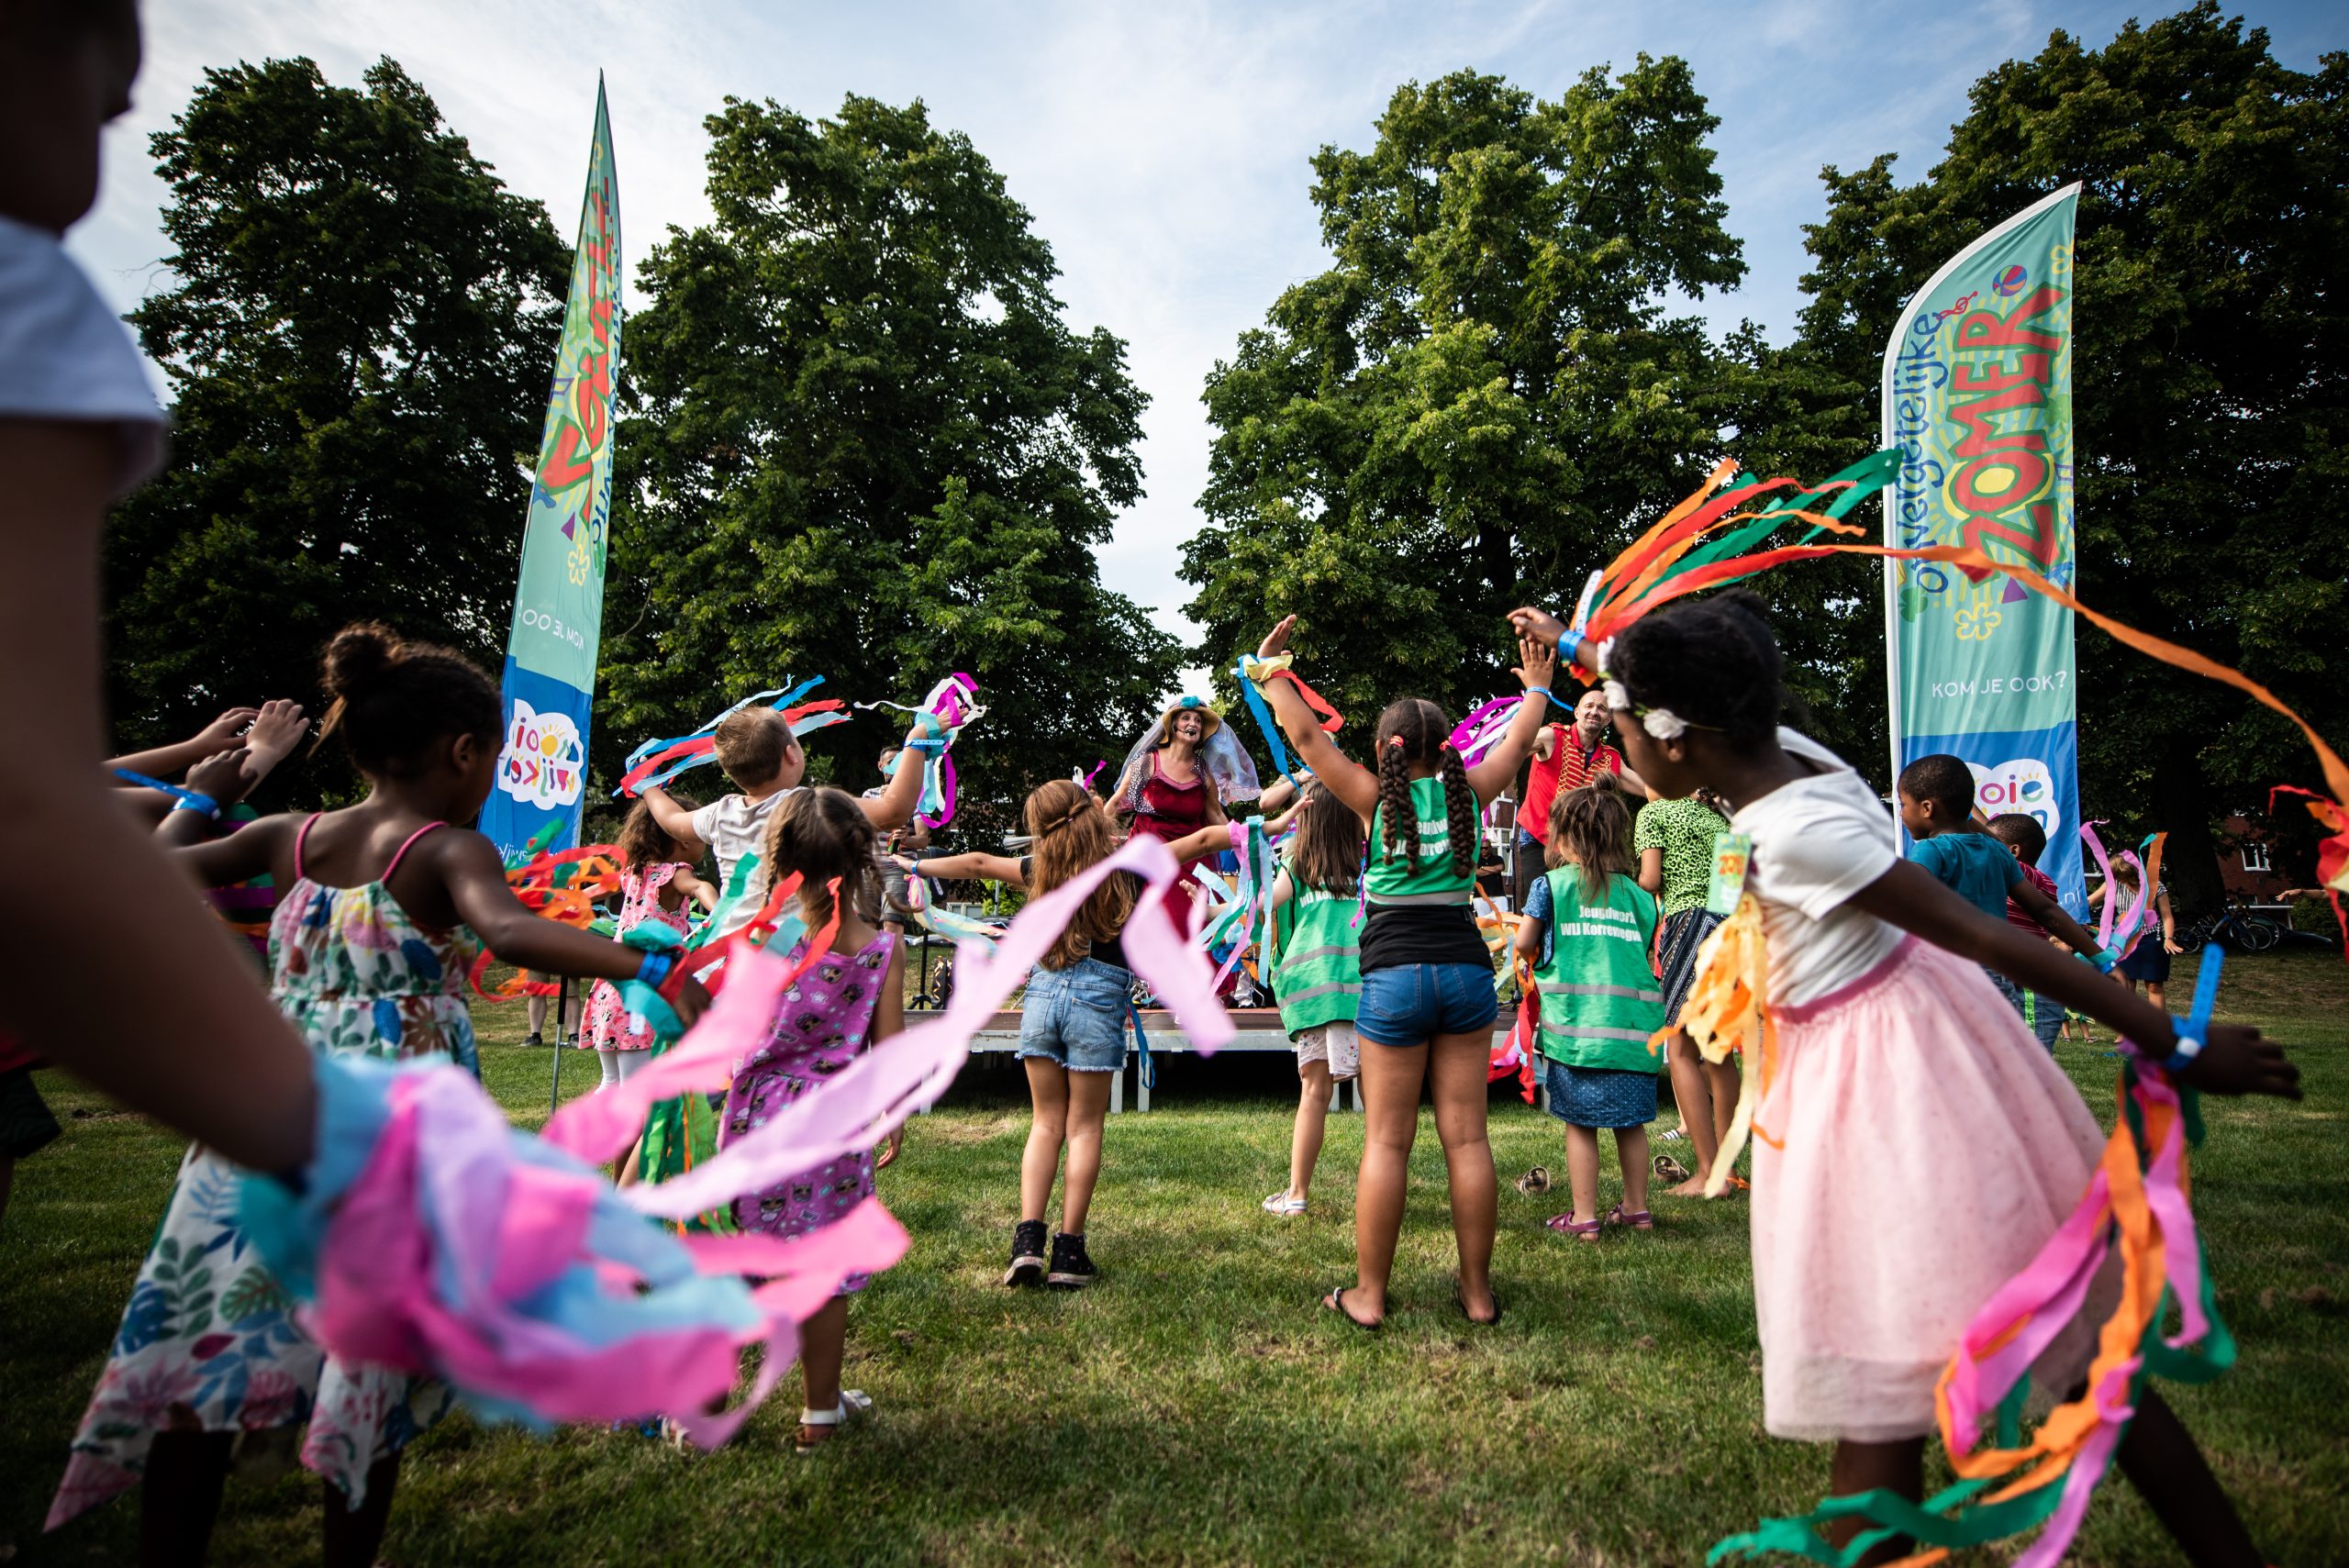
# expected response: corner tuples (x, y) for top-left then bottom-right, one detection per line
(1154, 695), (1223, 742)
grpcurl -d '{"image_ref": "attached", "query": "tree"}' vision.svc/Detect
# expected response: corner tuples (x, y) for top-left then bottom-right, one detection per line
(603, 95), (1179, 824)
(1789, 4), (2349, 909)
(1179, 61), (1746, 730)
(104, 58), (568, 752)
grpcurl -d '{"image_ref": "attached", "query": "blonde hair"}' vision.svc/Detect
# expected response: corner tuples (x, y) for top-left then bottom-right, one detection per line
(1023, 778), (1136, 971)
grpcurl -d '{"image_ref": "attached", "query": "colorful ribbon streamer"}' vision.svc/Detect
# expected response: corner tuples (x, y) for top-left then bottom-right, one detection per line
(615, 678), (848, 797)
(859, 673), (983, 830)
(1236, 654), (1342, 788)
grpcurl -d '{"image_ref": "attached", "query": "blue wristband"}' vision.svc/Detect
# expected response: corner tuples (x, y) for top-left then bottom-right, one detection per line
(634, 951), (675, 990)
(171, 792), (223, 821)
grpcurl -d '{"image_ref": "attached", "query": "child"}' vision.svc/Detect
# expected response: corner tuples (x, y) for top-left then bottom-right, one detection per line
(50, 623), (709, 1563)
(1510, 589), (2296, 1566)
(907, 784), (1234, 1288)
(1245, 617), (1555, 1329)
(1896, 753), (2105, 1015)
(723, 788), (905, 1451)
(1985, 813), (2073, 1051)
(2094, 856), (2182, 1013)
(639, 702), (927, 939)
(579, 794), (718, 1088)
(0, 0), (333, 1187)
(1635, 783), (1740, 1195)
(1261, 782), (1365, 1218)
(1514, 777), (1664, 1240)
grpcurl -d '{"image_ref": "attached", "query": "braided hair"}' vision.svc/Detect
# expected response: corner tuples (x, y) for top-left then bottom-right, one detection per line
(762, 786), (879, 930)
(1373, 697), (1476, 881)
(1608, 589), (1785, 748)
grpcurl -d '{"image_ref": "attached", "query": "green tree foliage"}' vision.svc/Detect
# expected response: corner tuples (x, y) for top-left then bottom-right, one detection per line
(606, 95), (1178, 820)
(104, 58), (567, 750)
(1179, 62), (1746, 731)
(1792, 4), (2349, 908)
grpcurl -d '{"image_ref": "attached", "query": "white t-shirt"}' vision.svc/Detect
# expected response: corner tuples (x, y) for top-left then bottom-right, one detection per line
(1731, 728), (1906, 1009)
(691, 789), (801, 935)
(0, 215), (164, 495)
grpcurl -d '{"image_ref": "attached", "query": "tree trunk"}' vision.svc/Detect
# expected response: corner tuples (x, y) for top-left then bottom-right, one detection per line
(2151, 738), (2224, 918)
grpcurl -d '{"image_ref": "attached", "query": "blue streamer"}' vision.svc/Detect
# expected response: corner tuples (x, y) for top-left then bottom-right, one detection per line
(1235, 656), (1298, 788)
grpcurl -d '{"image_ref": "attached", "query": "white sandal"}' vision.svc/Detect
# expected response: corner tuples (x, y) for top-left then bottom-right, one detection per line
(796, 1388), (874, 1452)
(1262, 1191), (1308, 1217)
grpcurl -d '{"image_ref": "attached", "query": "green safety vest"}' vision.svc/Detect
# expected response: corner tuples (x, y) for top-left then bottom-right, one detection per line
(1364, 776), (1475, 906)
(1274, 883), (1361, 1033)
(1533, 866), (1664, 1073)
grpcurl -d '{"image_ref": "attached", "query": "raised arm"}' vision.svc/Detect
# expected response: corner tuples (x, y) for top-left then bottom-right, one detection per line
(1464, 637), (1558, 805)
(1845, 861), (2297, 1098)
(106, 706), (258, 780)
(905, 851), (1028, 886)
(856, 726), (930, 829)
(1248, 617), (1377, 820)
(638, 784), (707, 854)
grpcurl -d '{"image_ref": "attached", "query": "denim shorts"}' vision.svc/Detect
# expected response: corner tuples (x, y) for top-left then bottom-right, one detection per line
(1356, 962), (1499, 1046)
(2024, 990), (2065, 1051)
(1018, 957), (1131, 1073)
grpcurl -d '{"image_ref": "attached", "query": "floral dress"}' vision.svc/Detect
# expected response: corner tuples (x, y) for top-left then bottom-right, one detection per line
(580, 862), (694, 1052)
(720, 929), (896, 1292)
(50, 818), (479, 1529)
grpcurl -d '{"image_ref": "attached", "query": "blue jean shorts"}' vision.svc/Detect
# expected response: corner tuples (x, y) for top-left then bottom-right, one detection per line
(1356, 962), (1499, 1046)
(1018, 957), (1130, 1073)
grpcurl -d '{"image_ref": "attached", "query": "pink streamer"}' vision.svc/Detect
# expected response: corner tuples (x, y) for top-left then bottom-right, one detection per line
(573, 837), (1231, 1221)
(1940, 1167), (2115, 1449)
(1448, 695), (1524, 767)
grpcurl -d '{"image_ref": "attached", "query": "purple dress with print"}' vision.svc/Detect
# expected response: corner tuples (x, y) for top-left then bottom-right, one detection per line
(720, 929), (897, 1293)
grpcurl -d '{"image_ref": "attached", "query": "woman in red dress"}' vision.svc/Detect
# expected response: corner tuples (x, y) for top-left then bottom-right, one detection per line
(1112, 698), (1248, 940)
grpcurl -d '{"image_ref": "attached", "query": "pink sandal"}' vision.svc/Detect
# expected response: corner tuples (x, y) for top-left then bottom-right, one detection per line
(1606, 1203), (1653, 1231)
(1545, 1212), (1602, 1243)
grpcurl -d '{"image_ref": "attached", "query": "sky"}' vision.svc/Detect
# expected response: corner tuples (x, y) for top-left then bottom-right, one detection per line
(72, 0), (2343, 685)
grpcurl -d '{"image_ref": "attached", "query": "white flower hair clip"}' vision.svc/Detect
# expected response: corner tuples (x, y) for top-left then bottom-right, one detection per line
(1602, 679), (1696, 740)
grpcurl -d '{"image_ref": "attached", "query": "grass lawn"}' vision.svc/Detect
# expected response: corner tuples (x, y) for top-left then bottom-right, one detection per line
(5, 950), (2345, 1566)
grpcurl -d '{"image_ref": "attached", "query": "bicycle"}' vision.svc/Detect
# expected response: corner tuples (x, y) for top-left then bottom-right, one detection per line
(2173, 905), (2284, 954)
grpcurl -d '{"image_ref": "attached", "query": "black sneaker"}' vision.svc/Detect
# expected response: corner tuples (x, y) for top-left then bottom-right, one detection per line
(1046, 1231), (1096, 1289)
(1003, 1220), (1048, 1287)
(525, 1032), (544, 1048)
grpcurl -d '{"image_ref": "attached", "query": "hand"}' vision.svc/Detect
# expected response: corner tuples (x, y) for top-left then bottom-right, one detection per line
(1508, 606), (1568, 651)
(193, 706), (260, 749)
(241, 699), (308, 779)
(875, 1129), (903, 1170)
(1511, 635), (1557, 695)
(2176, 1022), (2299, 1099)
(888, 853), (918, 873)
(2163, 937), (2183, 955)
(1255, 615), (1296, 661)
(184, 747), (253, 807)
(665, 975), (713, 1029)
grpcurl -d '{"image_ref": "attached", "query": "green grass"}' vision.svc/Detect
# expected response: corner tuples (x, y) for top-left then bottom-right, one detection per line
(5, 951), (2345, 1566)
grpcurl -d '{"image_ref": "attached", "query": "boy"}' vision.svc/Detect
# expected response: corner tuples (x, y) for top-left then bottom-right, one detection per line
(1985, 812), (2075, 1051)
(641, 706), (927, 938)
(1895, 754), (2106, 1020)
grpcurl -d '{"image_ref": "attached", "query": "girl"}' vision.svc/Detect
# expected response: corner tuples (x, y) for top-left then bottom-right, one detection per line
(51, 623), (709, 1566)
(1508, 590), (2295, 1566)
(907, 784), (1235, 1288)
(1261, 782), (1365, 1218)
(2092, 856), (2182, 1018)
(723, 788), (906, 1451)
(1513, 776), (1664, 1240)
(579, 794), (718, 1089)
(1245, 617), (1555, 1329)
(1634, 783), (1741, 1195)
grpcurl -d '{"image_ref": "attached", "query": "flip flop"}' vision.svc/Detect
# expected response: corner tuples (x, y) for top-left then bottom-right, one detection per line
(1453, 1277), (1503, 1327)
(1546, 1211), (1602, 1243)
(1515, 1165), (1552, 1195)
(1322, 1284), (1381, 1330)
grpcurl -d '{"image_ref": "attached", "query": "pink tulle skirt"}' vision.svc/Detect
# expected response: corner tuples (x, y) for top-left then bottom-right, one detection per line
(1752, 937), (2110, 1442)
